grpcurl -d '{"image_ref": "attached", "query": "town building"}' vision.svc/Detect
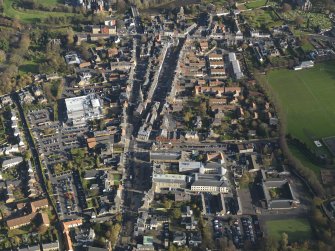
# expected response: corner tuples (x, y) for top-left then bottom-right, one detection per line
(65, 94), (103, 125)
(2, 156), (23, 170)
(152, 174), (187, 192)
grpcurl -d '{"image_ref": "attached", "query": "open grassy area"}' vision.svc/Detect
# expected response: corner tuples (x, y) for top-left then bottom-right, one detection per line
(36, 0), (60, 6)
(266, 218), (312, 242)
(242, 8), (283, 29)
(19, 61), (39, 74)
(267, 62), (335, 150)
(289, 144), (321, 176)
(281, 10), (332, 30)
(3, 0), (76, 23)
(245, 0), (267, 9)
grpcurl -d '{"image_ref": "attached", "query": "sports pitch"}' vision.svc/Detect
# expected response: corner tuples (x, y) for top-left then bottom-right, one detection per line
(267, 61), (335, 151)
(266, 218), (312, 242)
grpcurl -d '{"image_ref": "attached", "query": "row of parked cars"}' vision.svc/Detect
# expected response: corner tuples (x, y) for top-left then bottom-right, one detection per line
(213, 215), (262, 249)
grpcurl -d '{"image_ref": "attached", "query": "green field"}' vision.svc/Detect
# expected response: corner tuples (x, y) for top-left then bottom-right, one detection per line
(289, 145), (321, 176)
(281, 10), (332, 30)
(245, 0), (267, 9)
(3, 0), (76, 23)
(266, 218), (312, 242)
(36, 0), (59, 6)
(242, 8), (283, 29)
(267, 62), (335, 150)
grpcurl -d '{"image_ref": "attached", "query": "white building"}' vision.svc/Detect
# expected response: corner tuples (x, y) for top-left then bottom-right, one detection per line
(191, 174), (229, 193)
(2, 157), (23, 170)
(294, 60), (314, 70)
(65, 94), (103, 125)
(228, 53), (244, 79)
(152, 174), (187, 192)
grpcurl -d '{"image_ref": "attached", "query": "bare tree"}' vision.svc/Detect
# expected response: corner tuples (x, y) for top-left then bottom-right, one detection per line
(295, 16), (304, 27)
(282, 3), (292, 12)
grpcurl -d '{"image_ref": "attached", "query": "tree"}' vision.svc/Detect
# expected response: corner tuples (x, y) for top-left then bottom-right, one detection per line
(0, 49), (6, 63)
(183, 111), (193, 123)
(262, 236), (278, 251)
(172, 208), (181, 220)
(282, 3), (292, 12)
(117, 0), (126, 12)
(24, 150), (32, 161)
(280, 232), (288, 251)
(97, 38), (106, 46)
(0, 38), (9, 51)
(163, 199), (173, 209)
(66, 29), (74, 46)
(295, 16), (304, 28)
(53, 163), (63, 174)
(108, 223), (121, 247)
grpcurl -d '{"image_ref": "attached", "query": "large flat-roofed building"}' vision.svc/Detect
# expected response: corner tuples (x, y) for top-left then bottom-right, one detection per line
(191, 174), (229, 194)
(2, 156), (23, 170)
(228, 53), (244, 79)
(179, 161), (203, 173)
(150, 152), (181, 163)
(152, 174), (187, 192)
(65, 94), (103, 125)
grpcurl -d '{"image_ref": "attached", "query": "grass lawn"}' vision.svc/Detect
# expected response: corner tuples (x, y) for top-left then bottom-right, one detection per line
(8, 227), (30, 237)
(267, 61), (335, 150)
(289, 144), (321, 176)
(36, 0), (60, 6)
(281, 10), (332, 30)
(3, 0), (77, 23)
(266, 218), (312, 242)
(245, 0), (267, 9)
(19, 61), (39, 74)
(242, 9), (283, 29)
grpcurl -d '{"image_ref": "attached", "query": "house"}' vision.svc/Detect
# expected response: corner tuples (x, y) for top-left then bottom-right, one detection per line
(91, 24), (117, 35)
(86, 247), (108, 251)
(87, 137), (97, 149)
(199, 41), (209, 51)
(173, 231), (187, 246)
(208, 53), (223, 61)
(296, 0), (312, 11)
(30, 198), (49, 212)
(210, 61), (225, 68)
(39, 212), (50, 227)
(7, 213), (37, 230)
(79, 61), (91, 68)
(41, 241), (60, 251)
(2, 157), (23, 170)
(179, 161), (203, 173)
(174, 192), (191, 202)
(18, 245), (40, 251)
(188, 232), (202, 247)
(181, 215), (197, 230)
(65, 94), (103, 125)
(62, 219), (83, 251)
(152, 174), (187, 192)
(1, 95), (12, 105)
(108, 48), (118, 58)
(228, 53), (244, 79)
(65, 53), (80, 65)
(7, 198), (50, 229)
(150, 152), (181, 163)
(294, 60), (314, 70)
(248, 155), (261, 172)
(191, 174), (229, 194)
(237, 144), (254, 154)
(261, 171), (300, 210)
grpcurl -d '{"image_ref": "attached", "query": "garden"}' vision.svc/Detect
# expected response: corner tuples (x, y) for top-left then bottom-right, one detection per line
(281, 10), (332, 30)
(242, 8), (283, 29)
